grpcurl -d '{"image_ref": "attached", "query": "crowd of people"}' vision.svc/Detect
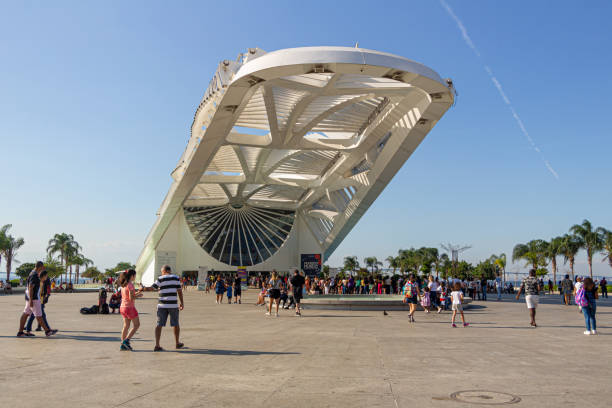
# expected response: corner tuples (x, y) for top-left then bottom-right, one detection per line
(13, 262), (609, 347)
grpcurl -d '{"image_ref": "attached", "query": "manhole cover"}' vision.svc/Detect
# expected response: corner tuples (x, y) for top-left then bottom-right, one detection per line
(450, 390), (521, 405)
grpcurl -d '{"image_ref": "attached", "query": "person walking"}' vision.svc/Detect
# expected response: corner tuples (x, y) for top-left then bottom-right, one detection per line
(547, 279), (554, 295)
(480, 278), (488, 301)
(17, 262), (57, 337)
(450, 282), (469, 327)
(403, 274), (420, 322)
(25, 269), (53, 334)
(421, 286), (431, 313)
(266, 270), (282, 317)
(600, 277), (608, 298)
(577, 277), (598, 335)
(233, 275), (242, 304)
(516, 269), (542, 327)
(142, 265), (185, 351)
(438, 281), (448, 312)
(289, 269), (305, 316)
(428, 276), (442, 313)
(561, 275), (574, 306)
(495, 274), (503, 301)
(214, 276), (225, 304)
(574, 277), (584, 312)
(118, 269), (142, 351)
(226, 277), (233, 304)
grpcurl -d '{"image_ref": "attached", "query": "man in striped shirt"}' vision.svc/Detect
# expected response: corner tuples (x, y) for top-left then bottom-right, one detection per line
(143, 265), (185, 351)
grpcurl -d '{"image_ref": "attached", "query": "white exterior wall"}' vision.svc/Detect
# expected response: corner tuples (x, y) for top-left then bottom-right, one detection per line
(151, 208), (323, 277)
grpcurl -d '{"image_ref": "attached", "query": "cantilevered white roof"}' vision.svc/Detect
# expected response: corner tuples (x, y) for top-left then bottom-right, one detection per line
(137, 46), (455, 269)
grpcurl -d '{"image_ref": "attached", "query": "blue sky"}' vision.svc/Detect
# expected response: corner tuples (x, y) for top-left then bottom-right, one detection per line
(1, 1), (611, 276)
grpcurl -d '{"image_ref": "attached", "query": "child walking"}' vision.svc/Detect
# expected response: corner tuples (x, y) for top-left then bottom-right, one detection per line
(119, 269), (142, 351)
(403, 274), (421, 322)
(438, 282), (448, 313)
(451, 282), (469, 328)
(421, 286), (431, 313)
(226, 277), (233, 304)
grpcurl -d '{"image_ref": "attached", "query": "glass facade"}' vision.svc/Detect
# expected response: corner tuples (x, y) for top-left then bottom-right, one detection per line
(184, 205), (295, 266)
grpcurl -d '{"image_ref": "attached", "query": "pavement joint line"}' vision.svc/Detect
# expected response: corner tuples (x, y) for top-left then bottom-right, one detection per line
(375, 336), (399, 408)
(113, 379), (181, 407)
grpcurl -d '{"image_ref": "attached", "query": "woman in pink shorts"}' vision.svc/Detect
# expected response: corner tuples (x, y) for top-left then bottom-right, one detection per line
(118, 269), (142, 351)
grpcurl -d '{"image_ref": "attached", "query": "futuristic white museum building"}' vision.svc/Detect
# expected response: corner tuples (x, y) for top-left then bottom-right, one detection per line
(136, 46), (455, 284)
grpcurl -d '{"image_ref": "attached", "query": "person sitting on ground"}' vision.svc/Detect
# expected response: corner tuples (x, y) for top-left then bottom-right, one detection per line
(280, 287), (289, 308)
(3, 280), (13, 294)
(109, 288), (121, 313)
(256, 286), (267, 306)
(98, 286), (108, 309)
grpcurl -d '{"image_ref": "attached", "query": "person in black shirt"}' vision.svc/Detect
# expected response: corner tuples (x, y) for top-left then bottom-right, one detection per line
(17, 262), (57, 337)
(481, 278), (488, 301)
(289, 269), (305, 316)
(25, 273), (52, 333)
(233, 276), (242, 304)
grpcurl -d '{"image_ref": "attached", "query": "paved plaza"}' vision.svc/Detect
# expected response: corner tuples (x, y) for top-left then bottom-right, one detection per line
(1, 290), (611, 407)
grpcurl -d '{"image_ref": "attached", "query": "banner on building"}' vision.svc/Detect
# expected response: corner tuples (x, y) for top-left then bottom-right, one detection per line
(237, 267), (248, 290)
(301, 254), (322, 277)
(197, 266), (208, 291)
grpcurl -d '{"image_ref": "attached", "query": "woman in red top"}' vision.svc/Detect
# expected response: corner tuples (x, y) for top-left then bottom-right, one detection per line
(118, 270), (142, 351)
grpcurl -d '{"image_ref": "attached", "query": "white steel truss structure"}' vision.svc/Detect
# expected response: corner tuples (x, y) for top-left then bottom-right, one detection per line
(136, 47), (455, 279)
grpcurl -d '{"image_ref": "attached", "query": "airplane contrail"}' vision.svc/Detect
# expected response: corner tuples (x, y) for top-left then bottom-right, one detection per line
(440, 0), (559, 180)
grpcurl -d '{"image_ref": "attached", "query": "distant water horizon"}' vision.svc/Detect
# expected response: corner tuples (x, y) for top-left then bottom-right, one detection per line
(0, 271), (89, 284)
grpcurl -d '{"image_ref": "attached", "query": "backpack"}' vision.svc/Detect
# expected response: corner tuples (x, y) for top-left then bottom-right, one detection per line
(405, 283), (417, 298)
(575, 288), (588, 307)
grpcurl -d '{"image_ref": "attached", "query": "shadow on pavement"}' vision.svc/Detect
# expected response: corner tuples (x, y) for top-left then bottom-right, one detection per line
(61, 330), (121, 334)
(133, 348), (300, 355)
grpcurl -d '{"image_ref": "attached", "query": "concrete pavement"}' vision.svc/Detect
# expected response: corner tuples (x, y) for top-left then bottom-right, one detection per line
(1, 290), (610, 407)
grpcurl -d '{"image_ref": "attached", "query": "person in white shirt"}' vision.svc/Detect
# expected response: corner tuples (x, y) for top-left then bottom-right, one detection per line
(450, 282), (469, 328)
(574, 277), (584, 311)
(428, 276), (442, 313)
(495, 274), (503, 301)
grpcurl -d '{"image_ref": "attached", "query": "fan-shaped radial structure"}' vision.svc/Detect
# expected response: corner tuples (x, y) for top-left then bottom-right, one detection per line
(184, 205), (295, 266)
(136, 46), (455, 281)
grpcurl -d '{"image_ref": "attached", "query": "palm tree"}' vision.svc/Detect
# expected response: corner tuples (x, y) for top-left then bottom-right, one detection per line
(437, 253), (450, 278)
(386, 256), (399, 275)
(560, 233), (582, 280)
(0, 224), (11, 269)
(597, 227), (612, 273)
(490, 253), (507, 284)
(343, 256), (359, 276)
(0, 226), (25, 282)
(512, 239), (548, 271)
(398, 248), (414, 273)
(47, 233), (81, 283)
(420, 247), (439, 276)
(364, 256), (382, 274)
(570, 219), (604, 278)
(546, 237), (564, 285)
(77, 256), (93, 284)
(432, 252), (447, 278)
(69, 253), (93, 284)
